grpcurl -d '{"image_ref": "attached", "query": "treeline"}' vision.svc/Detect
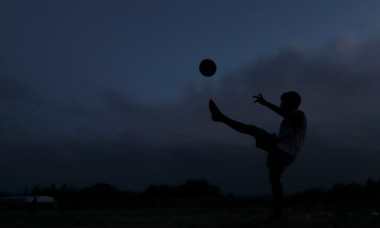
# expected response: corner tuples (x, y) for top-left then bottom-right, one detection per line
(288, 177), (380, 206)
(3, 180), (222, 209)
(21, 183), (135, 201)
(17, 179), (221, 200)
(2, 177), (380, 209)
(144, 179), (221, 198)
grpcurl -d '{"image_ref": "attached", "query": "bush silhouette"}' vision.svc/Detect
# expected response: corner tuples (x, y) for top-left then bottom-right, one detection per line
(144, 179), (221, 198)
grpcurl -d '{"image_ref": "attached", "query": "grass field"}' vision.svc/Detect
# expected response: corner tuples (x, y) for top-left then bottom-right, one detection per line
(0, 204), (379, 228)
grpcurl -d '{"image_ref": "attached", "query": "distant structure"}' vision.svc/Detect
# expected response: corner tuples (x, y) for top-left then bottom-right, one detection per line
(0, 195), (57, 209)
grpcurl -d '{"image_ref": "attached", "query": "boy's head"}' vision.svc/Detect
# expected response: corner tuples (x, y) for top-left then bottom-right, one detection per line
(281, 91), (301, 111)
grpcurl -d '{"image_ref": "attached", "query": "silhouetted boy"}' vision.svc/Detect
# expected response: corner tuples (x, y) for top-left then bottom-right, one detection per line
(209, 91), (307, 219)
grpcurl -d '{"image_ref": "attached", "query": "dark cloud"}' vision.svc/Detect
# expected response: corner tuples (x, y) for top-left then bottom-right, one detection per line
(180, 35), (380, 193)
(100, 89), (148, 115)
(0, 129), (264, 195)
(0, 77), (42, 106)
(2, 35), (380, 195)
(208, 35), (380, 148)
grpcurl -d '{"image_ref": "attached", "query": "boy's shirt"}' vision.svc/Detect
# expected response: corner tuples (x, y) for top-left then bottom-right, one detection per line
(276, 110), (307, 159)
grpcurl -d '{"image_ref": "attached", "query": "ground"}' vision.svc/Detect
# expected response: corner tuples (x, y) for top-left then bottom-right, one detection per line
(0, 204), (379, 228)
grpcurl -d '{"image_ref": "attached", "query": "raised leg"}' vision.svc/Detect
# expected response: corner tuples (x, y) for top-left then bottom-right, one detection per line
(209, 99), (261, 137)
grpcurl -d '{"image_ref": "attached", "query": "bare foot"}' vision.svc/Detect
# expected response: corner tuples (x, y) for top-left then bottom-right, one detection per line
(209, 99), (223, 122)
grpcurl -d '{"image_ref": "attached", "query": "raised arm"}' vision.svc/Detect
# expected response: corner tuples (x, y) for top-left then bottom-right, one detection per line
(252, 94), (292, 119)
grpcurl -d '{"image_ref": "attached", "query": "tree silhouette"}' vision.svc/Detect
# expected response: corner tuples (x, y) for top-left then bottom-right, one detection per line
(143, 179), (221, 198)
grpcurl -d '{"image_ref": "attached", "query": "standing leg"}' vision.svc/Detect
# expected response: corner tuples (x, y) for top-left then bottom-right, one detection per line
(269, 168), (283, 218)
(267, 152), (292, 219)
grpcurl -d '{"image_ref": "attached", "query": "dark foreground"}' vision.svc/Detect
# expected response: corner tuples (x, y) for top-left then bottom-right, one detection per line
(0, 205), (379, 228)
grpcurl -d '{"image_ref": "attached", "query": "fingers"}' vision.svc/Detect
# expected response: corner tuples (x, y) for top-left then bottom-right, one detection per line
(252, 93), (264, 103)
(252, 93), (263, 98)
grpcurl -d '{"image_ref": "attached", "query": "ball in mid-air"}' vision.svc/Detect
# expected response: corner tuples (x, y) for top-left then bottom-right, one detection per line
(199, 59), (217, 77)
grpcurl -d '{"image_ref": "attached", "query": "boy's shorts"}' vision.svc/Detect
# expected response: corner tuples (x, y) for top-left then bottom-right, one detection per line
(254, 128), (294, 173)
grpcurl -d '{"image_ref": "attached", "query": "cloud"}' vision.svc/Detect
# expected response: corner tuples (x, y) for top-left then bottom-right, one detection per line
(177, 34), (380, 192)
(199, 35), (380, 150)
(79, 34), (380, 191)
(0, 129), (264, 195)
(91, 34), (380, 155)
(2, 35), (380, 195)
(0, 77), (42, 106)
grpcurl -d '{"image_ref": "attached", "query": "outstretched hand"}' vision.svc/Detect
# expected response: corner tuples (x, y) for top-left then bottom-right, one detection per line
(252, 93), (267, 105)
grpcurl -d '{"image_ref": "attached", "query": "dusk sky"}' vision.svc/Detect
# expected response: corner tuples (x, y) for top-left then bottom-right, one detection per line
(1, 0), (380, 196)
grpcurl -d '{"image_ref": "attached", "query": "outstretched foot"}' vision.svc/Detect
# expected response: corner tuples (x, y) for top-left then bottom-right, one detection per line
(209, 99), (223, 122)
